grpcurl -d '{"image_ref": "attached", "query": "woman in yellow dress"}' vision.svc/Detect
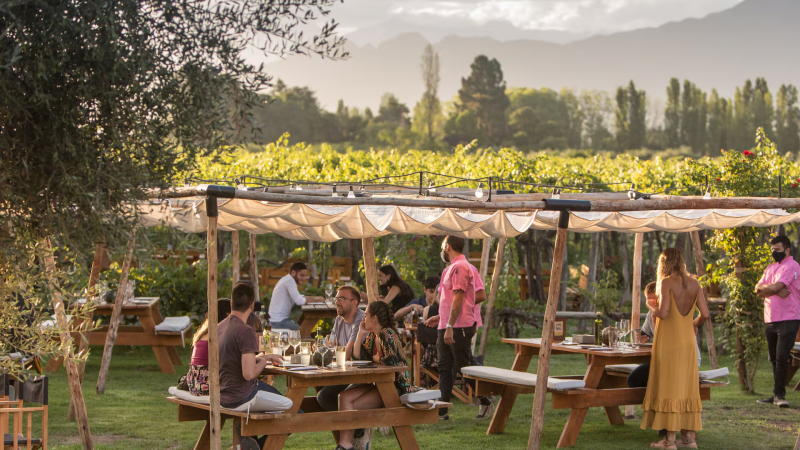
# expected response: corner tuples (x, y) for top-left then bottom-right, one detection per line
(642, 248), (710, 449)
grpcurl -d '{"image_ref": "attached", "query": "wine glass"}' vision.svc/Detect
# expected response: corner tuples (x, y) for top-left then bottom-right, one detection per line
(279, 332), (290, 358)
(324, 283), (334, 303)
(315, 335), (326, 367)
(619, 319), (630, 347)
(324, 335), (337, 368)
(289, 330), (301, 356)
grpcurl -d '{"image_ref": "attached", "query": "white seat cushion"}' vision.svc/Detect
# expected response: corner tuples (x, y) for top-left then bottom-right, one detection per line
(168, 386), (292, 413)
(794, 342), (800, 352)
(461, 366), (585, 391)
(169, 386), (210, 405)
(155, 316), (192, 333)
(699, 367), (729, 381)
(605, 364), (640, 374)
(400, 389), (441, 405)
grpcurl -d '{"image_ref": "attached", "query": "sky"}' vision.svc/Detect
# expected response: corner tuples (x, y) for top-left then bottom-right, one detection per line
(333, 0), (745, 41)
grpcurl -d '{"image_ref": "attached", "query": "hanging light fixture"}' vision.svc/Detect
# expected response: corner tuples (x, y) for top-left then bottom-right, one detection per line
(428, 182), (436, 194)
(331, 184), (338, 197)
(627, 183), (637, 200)
(551, 188), (560, 200)
(475, 182), (484, 199)
(348, 186), (356, 198)
(703, 186), (712, 200)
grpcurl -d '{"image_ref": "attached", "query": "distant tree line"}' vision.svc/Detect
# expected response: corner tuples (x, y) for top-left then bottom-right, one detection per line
(237, 47), (800, 155)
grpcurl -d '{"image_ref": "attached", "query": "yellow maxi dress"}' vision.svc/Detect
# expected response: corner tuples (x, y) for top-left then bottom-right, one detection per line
(641, 292), (703, 432)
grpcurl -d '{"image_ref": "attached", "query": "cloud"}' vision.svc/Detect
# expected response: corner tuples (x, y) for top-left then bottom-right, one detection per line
(384, 0), (743, 34)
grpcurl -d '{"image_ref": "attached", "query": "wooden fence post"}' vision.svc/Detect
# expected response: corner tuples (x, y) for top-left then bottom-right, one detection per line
(479, 238), (492, 282)
(66, 241), (105, 418)
(43, 238), (94, 450)
(361, 237), (379, 303)
(207, 197), (222, 450)
(479, 238), (506, 357)
(248, 232), (259, 299)
(690, 230), (718, 369)
(232, 230), (240, 284)
(625, 232), (644, 419)
(96, 229), (137, 394)
(528, 211), (569, 450)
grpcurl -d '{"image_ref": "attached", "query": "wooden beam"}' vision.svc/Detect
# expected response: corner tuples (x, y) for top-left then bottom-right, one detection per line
(479, 238), (506, 357)
(146, 186), (800, 212)
(625, 232), (644, 419)
(475, 238), (492, 354)
(96, 230), (137, 394)
(43, 238), (94, 450)
(231, 230), (240, 284)
(362, 238), (379, 303)
(207, 197), (222, 450)
(528, 211), (569, 450)
(691, 231), (718, 369)
(248, 232), (259, 299)
(67, 241), (105, 419)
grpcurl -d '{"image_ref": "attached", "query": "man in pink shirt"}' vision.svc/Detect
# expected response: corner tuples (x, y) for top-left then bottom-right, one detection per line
(756, 235), (800, 408)
(436, 236), (493, 420)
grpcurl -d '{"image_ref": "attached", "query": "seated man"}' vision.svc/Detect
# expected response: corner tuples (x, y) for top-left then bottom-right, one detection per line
(268, 262), (323, 330)
(628, 281), (701, 388)
(220, 282), (286, 450)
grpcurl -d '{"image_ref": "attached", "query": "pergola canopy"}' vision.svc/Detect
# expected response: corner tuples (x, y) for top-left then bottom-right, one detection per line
(136, 196), (800, 241)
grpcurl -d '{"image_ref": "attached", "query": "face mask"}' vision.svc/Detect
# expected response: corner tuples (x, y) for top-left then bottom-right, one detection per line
(773, 250), (787, 263)
(441, 249), (450, 263)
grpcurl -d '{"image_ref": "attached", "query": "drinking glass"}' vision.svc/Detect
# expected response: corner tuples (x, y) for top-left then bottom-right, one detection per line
(289, 330), (301, 356)
(631, 329), (642, 349)
(336, 346), (347, 368)
(259, 311), (269, 330)
(325, 335), (337, 367)
(279, 332), (290, 358)
(315, 335), (326, 367)
(324, 283), (334, 302)
(270, 331), (281, 355)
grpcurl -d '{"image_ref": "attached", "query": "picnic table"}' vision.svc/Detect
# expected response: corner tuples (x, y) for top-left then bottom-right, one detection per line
(45, 297), (189, 374)
(171, 364), (446, 450)
(477, 338), (722, 448)
(297, 302), (367, 338)
(405, 325), (420, 386)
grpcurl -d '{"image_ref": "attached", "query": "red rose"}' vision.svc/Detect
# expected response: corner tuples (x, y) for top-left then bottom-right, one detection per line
(716, 178), (721, 182)
(793, 183), (798, 188)
(743, 150), (749, 155)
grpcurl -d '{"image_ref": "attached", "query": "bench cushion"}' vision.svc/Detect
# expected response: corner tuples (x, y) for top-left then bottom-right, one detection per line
(155, 317), (192, 333)
(605, 364), (640, 374)
(794, 342), (800, 352)
(168, 386), (292, 413)
(461, 366), (585, 391)
(169, 386), (210, 405)
(699, 367), (729, 381)
(400, 389), (441, 405)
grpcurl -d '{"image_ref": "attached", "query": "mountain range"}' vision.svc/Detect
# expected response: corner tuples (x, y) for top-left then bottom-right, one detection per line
(254, 0), (800, 111)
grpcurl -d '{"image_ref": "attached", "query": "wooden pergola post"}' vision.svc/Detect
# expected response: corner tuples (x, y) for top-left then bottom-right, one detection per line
(232, 230), (240, 284)
(96, 229), (137, 394)
(43, 238), (94, 450)
(67, 241), (105, 419)
(248, 232), (259, 299)
(474, 237), (493, 354)
(625, 232), (644, 419)
(207, 196), (222, 450)
(690, 231), (718, 369)
(479, 237), (506, 357)
(528, 210), (570, 450)
(361, 237), (379, 303)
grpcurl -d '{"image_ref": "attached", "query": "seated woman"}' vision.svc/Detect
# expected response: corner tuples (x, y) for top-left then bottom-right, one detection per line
(334, 301), (419, 450)
(377, 265), (415, 322)
(186, 319), (210, 396)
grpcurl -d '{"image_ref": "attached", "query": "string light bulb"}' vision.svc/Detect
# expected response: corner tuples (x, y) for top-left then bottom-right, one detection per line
(331, 184), (338, 197)
(428, 182), (436, 194)
(551, 188), (560, 200)
(348, 186), (356, 199)
(475, 182), (484, 199)
(703, 187), (712, 200)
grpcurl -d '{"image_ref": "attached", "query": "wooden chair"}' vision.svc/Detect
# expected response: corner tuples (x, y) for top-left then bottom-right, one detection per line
(416, 323), (473, 404)
(1, 375), (48, 450)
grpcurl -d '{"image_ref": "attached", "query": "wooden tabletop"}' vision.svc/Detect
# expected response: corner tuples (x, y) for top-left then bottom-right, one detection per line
(91, 297), (160, 311)
(300, 303), (368, 312)
(261, 364), (405, 379)
(503, 338), (651, 357)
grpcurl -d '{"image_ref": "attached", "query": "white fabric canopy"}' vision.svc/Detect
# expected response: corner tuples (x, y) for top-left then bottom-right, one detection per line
(136, 198), (800, 241)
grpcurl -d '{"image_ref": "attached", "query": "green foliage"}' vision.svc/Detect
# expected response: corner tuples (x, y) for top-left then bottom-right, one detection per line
(615, 81), (647, 150)
(454, 55), (510, 146)
(687, 128), (782, 392)
(374, 236), (443, 294)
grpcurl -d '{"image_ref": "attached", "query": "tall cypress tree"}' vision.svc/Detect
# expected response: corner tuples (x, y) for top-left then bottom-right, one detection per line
(707, 89), (731, 155)
(628, 81), (647, 149)
(776, 84), (800, 153)
(665, 78), (681, 148)
(458, 55), (510, 146)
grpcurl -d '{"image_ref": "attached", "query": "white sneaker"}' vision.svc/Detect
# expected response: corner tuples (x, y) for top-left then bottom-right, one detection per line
(353, 426), (373, 450)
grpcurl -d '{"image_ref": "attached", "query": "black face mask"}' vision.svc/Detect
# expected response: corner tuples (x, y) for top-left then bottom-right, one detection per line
(773, 250), (787, 263)
(441, 249), (450, 263)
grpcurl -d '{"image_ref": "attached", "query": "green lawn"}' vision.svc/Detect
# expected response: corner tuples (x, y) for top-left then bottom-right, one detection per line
(38, 327), (800, 449)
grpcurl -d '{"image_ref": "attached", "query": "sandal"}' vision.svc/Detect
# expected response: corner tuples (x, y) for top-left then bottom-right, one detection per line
(677, 435), (698, 448)
(650, 438), (677, 449)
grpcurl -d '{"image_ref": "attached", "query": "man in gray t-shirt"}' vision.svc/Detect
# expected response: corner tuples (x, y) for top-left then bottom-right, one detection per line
(317, 286), (366, 412)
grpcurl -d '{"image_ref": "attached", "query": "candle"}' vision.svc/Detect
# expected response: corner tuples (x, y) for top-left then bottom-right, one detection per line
(300, 354), (311, 365)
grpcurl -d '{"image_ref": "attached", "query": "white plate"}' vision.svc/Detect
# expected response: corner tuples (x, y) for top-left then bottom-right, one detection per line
(347, 361), (372, 366)
(287, 366), (318, 372)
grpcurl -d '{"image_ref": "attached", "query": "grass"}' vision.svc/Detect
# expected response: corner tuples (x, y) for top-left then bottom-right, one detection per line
(36, 327), (800, 449)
